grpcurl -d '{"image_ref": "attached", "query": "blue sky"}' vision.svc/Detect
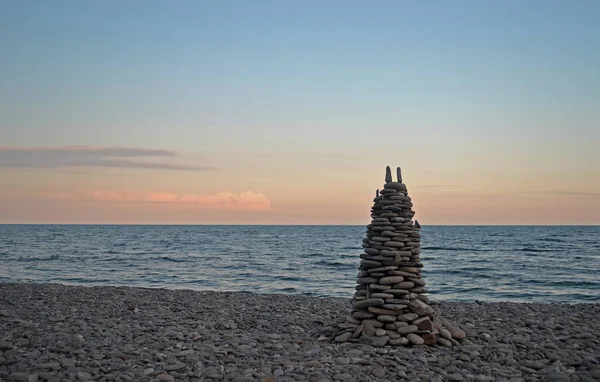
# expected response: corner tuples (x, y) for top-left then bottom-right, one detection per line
(1, 0), (599, 224)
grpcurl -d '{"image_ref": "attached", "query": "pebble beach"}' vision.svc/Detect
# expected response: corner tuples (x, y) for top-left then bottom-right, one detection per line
(1, 283), (599, 382)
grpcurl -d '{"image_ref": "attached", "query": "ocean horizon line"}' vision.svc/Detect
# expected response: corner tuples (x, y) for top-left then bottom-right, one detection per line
(1, 223), (599, 227)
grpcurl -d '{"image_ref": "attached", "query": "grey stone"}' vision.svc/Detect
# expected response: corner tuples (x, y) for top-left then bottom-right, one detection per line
(164, 363), (185, 371)
(334, 332), (352, 343)
(406, 333), (424, 345)
(408, 299), (434, 316)
(353, 298), (384, 309)
(397, 325), (418, 335)
(372, 367), (386, 378)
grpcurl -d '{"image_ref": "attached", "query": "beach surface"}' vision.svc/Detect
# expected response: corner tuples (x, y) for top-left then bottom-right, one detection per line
(0, 283), (599, 382)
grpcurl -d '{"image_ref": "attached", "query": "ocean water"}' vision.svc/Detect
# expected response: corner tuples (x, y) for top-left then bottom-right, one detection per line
(0, 225), (598, 303)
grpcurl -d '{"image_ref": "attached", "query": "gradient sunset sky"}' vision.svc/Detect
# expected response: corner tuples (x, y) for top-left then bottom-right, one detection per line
(1, 0), (599, 225)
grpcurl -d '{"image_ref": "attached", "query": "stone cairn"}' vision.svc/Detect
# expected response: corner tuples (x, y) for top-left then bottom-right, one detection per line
(334, 166), (466, 347)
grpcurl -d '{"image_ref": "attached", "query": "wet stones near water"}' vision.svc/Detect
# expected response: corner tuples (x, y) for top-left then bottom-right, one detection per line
(335, 166), (467, 347)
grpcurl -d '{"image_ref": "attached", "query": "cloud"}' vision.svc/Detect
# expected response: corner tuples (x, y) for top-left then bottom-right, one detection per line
(39, 190), (272, 211)
(548, 191), (600, 197)
(0, 146), (209, 171)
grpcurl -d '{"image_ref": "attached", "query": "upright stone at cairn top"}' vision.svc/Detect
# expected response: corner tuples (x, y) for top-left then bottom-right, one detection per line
(334, 166), (465, 347)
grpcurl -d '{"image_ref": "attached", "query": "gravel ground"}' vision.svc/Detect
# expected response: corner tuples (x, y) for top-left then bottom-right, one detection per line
(0, 283), (599, 382)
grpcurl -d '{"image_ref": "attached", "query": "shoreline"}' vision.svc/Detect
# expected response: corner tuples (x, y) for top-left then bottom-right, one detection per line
(1, 283), (599, 381)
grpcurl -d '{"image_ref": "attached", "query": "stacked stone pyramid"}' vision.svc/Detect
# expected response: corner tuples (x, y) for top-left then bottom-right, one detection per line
(335, 166), (466, 346)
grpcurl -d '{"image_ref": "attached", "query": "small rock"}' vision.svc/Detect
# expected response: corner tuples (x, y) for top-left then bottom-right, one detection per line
(372, 367), (386, 378)
(0, 341), (14, 350)
(76, 372), (92, 381)
(547, 372), (569, 381)
(334, 332), (352, 343)
(59, 358), (76, 367)
(397, 325), (418, 335)
(446, 373), (464, 381)
(156, 374), (174, 382)
(437, 338), (452, 347)
(375, 329), (387, 336)
(406, 333), (424, 345)
(164, 363), (185, 372)
(335, 357), (350, 365)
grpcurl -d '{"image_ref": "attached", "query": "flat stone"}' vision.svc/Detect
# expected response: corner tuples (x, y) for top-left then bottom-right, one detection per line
(394, 282), (415, 290)
(389, 271), (419, 277)
(387, 289), (409, 295)
(437, 338), (452, 347)
(383, 182), (407, 191)
(412, 317), (433, 331)
(384, 241), (405, 248)
(368, 307), (399, 315)
(361, 260), (383, 268)
(372, 335), (390, 347)
(370, 293), (394, 299)
(59, 358), (76, 367)
(440, 328), (452, 340)
(385, 298), (410, 304)
(376, 315), (396, 323)
(397, 325), (418, 334)
(362, 319), (384, 328)
(389, 337), (409, 346)
(356, 277), (379, 285)
(446, 373), (464, 381)
(547, 372), (569, 381)
(397, 267), (421, 274)
(422, 333), (437, 345)
(380, 250), (400, 256)
(346, 316), (361, 325)
(76, 372), (92, 381)
(352, 311), (374, 319)
(156, 374), (175, 382)
(334, 332), (352, 343)
(362, 323), (377, 337)
(0, 341), (14, 350)
(367, 266), (398, 273)
(364, 248), (379, 255)
(381, 304), (407, 311)
(379, 276), (404, 285)
(398, 313), (419, 321)
(164, 362), (185, 371)
(408, 299), (434, 316)
(375, 329), (386, 336)
(354, 298), (384, 309)
(406, 333), (424, 345)
(371, 236), (390, 242)
(372, 367), (386, 378)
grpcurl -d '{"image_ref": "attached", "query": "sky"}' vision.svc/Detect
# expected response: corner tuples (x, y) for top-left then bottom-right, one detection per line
(1, 0), (599, 225)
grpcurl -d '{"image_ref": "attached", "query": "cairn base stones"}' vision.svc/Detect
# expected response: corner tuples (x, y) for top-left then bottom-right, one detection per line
(335, 166), (466, 347)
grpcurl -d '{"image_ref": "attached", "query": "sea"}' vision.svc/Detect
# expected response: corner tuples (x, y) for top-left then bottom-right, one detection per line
(0, 225), (598, 303)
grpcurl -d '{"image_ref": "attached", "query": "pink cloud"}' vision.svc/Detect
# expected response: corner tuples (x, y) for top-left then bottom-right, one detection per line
(36, 190), (272, 211)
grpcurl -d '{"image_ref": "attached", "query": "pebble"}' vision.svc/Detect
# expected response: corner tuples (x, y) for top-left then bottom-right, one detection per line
(406, 333), (424, 345)
(155, 374), (174, 382)
(397, 325), (418, 334)
(164, 362), (185, 371)
(372, 367), (386, 378)
(0, 278), (599, 382)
